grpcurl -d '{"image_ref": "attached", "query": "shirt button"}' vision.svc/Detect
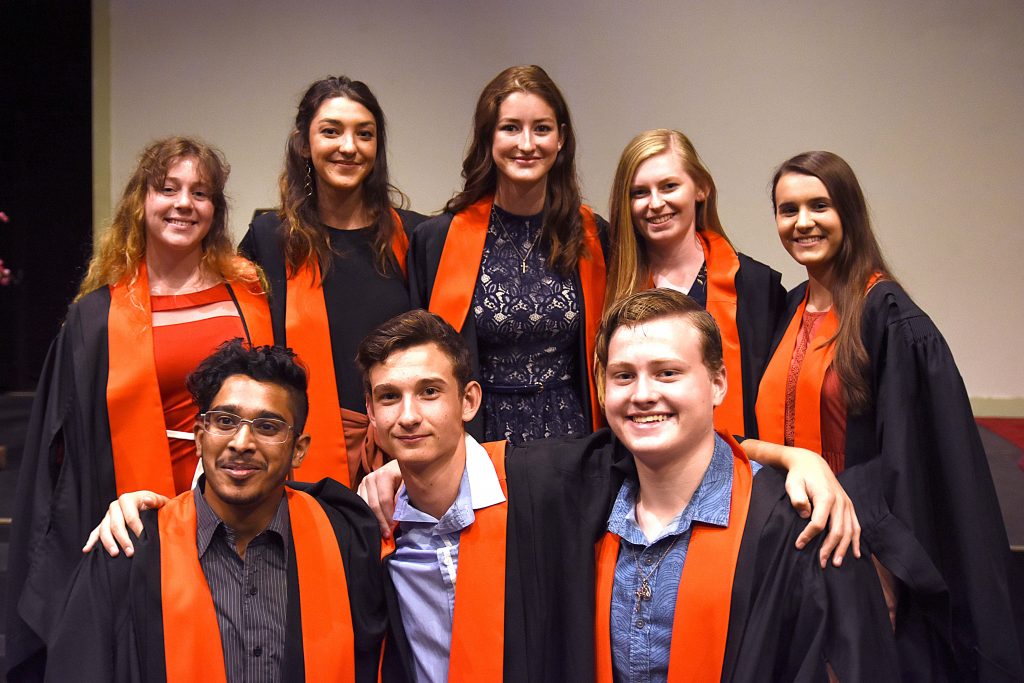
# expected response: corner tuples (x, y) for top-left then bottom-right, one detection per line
(643, 556), (654, 566)
(249, 585), (258, 595)
(252, 646), (262, 657)
(635, 619), (645, 629)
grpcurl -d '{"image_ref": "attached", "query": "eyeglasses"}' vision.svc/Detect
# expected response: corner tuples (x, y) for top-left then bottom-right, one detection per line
(200, 411), (294, 444)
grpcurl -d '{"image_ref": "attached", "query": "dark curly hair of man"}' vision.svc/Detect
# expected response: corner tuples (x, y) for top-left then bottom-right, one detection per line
(186, 339), (310, 433)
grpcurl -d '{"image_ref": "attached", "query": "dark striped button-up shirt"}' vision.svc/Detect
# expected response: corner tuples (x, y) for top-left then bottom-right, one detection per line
(194, 487), (290, 683)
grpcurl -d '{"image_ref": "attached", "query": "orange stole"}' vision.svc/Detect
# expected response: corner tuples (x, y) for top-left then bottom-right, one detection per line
(159, 488), (355, 682)
(698, 231), (744, 437)
(107, 261), (272, 497)
(755, 289), (837, 455)
(427, 197), (606, 430)
(285, 208), (407, 486)
(595, 433), (753, 682)
(379, 440), (509, 681)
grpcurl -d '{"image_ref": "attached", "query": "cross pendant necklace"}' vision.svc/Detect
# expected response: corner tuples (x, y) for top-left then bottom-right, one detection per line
(492, 207), (541, 273)
(632, 534), (680, 611)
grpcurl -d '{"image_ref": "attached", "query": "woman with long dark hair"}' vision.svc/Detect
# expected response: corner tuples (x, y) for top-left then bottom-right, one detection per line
(754, 151), (1021, 680)
(605, 129), (785, 437)
(7, 137), (273, 679)
(410, 65), (606, 443)
(239, 76), (426, 487)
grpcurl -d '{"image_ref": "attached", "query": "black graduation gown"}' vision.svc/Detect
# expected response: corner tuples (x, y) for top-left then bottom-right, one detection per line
(406, 212), (610, 439)
(43, 478), (386, 683)
(770, 281), (1022, 681)
(503, 430), (900, 682)
(726, 253), (787, 438)
(5, 286), (265, 682)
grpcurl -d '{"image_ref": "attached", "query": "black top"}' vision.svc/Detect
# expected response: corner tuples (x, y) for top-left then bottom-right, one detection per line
(239, 209), (428, 413)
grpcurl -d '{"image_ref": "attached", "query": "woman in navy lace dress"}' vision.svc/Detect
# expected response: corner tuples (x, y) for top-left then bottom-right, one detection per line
(409, 65), (607, 443)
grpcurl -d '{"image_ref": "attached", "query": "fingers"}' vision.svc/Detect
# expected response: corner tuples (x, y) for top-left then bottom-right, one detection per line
(358, 475), (392, 539)
(850, 503), (862, 559)
(98, 499), (128, 557)
(82, 525), (102, 554)
(785, 475), (812, 522)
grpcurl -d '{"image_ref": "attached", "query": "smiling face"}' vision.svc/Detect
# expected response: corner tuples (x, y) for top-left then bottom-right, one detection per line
(491, 91), (564, 195)
(143, 156), (214, 258)
(630, 150), (707, 252)
(774, 172), (844, 281)
(366, 343), (481, 474)
(305, 96), (377, 197)
(603, 314), (726, 467)
(194, 375), (309, 519)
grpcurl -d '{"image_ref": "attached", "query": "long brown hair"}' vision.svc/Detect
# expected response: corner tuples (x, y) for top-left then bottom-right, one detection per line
(606, 129), (730, 311)
(279, 76), (405, 277)
(445, 65), (585, 275)
(771, 151), (895, 413)
(76, 136), (252, 300)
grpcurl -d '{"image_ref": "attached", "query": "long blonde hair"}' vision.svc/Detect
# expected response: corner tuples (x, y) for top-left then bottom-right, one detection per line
(77, 136), (256, 300)
(605, 129), (729, 311)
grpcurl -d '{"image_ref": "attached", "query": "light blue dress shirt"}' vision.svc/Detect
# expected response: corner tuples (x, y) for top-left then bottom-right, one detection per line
(607, 434), (761, 683)
(388, 436), (506, 683)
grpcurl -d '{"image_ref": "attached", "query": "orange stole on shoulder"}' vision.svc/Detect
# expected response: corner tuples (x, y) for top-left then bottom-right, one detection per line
(427, 197), (606, 430)
(698, 231), (743, 437)
(159, 488), (355, 683)
(107, 262), (272, 497)
(379, 440), (509, 681)
(595, 433), (753, 682)
(755, 289), (837, 455)
(285, 208), (407, 487)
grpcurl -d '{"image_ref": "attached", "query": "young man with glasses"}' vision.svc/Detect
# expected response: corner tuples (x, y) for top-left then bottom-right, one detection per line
(44, 340), (386, 682)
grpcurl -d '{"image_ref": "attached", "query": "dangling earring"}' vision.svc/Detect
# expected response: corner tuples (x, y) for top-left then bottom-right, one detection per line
(304, 161), (315, 198)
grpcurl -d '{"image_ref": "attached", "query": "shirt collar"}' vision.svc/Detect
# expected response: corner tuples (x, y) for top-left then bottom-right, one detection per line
(607, 433), (734, 546)
(193, 479), (290, 560)
(392, 434), (506, 532)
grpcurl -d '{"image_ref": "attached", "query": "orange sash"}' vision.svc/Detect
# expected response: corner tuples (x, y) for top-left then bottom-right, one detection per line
(448, 440), (508, 682)
(285, 208), (406, 486)
(107, 261), (272, 497)
(754, 274), (882, 455)
(595, 433), (753, 682)
(698, 231), (744, 437)
(755, 287), (837, 455)
(427, 197), (606, 430)
(159, 488), (354, 682)
(379, 440), (509, 681)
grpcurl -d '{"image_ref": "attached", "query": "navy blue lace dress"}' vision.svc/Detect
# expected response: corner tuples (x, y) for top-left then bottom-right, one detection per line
(472, 205), (586, 444)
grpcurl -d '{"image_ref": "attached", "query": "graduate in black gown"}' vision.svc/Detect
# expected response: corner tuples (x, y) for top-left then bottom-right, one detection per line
(239, 76), (427, 489)
(752, 151), (1021, 681)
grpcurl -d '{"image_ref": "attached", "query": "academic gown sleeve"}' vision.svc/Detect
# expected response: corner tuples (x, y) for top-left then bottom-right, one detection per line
(723, 467), (899, 683)
(6, 289), (118, 682)
(43, 547), (144, 683)
(840, 282), (1022, 681)
(503, 430), (623, 683)
(239, 212), (288, 345)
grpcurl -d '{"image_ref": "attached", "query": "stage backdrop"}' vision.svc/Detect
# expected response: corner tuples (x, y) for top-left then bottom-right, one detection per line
(95, 0), (1024, 405)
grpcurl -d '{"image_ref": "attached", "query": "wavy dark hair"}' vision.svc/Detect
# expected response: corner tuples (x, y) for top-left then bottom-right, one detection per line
(445, 65), (585, 275)
(279, 76), (405, 278)
(606, 129), (729, 311)
(187, 340), (310, 434)
(771, 151), (895, 413)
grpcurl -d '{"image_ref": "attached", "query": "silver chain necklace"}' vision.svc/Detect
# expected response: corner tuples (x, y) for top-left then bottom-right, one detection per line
(491, 206), (542, 274)
(631, 535), (680, 609)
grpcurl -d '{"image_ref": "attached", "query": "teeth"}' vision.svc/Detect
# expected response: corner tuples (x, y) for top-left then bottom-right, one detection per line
(647, 214), (675, 225)
(166, 219), (193, 227)
(631, 415), (667, 423)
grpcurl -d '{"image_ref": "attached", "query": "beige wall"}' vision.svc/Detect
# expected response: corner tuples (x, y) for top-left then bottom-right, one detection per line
(96, 0), (1024, 402)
